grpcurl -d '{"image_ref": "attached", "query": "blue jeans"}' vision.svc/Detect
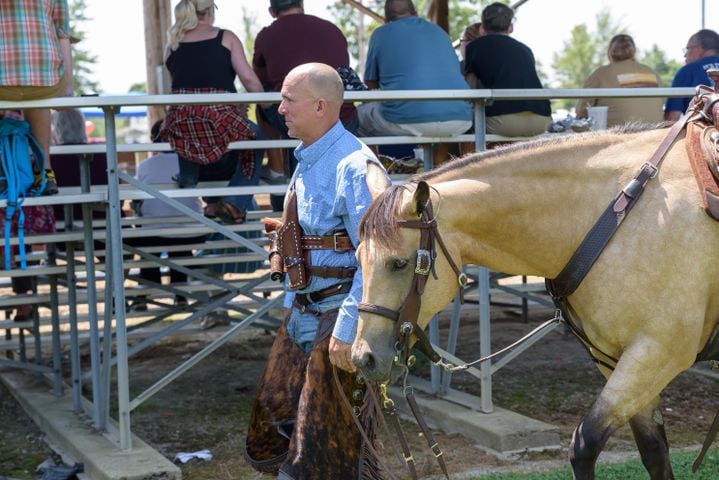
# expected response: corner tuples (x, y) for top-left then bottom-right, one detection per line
(176, 124), (264, 212)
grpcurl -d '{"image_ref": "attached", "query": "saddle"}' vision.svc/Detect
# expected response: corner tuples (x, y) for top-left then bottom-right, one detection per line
(685, 71), (719, 221)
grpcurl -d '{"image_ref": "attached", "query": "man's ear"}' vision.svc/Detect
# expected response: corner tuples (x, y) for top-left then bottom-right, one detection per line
(316, 98), (327, 115)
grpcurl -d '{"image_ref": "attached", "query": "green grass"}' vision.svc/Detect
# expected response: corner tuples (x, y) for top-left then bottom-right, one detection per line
(471, 449), (719, 479)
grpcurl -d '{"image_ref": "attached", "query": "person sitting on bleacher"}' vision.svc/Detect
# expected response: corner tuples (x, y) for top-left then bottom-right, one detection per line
(356, 0), (472, 138)
(252, 0), (360, 210)
(463, 2), (551, 137)
(50, 108), (108, 225)
(158, 0), (264, 224)
(125, 121), (207, 311)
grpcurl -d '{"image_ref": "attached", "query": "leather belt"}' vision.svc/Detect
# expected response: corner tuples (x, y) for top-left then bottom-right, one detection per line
(301, 232), (353, 251)
(294, 282), (352, 308)
(309, 266), (357, 279)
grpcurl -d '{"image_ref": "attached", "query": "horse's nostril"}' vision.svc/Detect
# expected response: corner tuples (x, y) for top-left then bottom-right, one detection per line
(364, 353), (376, 372)
(355, 350), (377, 372)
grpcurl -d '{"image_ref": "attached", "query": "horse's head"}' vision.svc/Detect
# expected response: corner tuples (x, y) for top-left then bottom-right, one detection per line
(353, 178), (465, 382)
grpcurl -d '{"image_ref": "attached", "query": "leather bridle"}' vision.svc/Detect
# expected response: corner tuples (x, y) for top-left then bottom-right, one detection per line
(357, 196), (467, 367)
(355, 195), (465, 480)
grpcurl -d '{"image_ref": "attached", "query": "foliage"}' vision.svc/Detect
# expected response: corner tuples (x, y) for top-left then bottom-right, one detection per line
(551, 9), (625, 90)
(641, 44), (683, 88)
(328, 0), (382, 72)
(551, 8), (638, 111)
(69, 0), (100, 95)
(129, 82), (147, 93)
(239, 6), (258, 57)
(470, 448), (719, 479)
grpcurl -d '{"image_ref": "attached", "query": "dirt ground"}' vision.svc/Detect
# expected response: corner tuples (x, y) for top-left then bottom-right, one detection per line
(3, 293), (719, 479)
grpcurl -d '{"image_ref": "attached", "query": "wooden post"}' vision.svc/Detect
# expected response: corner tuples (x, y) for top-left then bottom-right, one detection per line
(427, 0), (449, 35)
(143, 0), (171, 128)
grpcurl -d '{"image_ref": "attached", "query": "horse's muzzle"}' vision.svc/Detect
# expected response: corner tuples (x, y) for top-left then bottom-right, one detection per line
(352, 339), (396, 382)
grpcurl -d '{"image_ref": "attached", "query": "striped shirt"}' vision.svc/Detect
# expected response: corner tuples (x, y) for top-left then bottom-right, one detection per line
(0, 0), (70, 86)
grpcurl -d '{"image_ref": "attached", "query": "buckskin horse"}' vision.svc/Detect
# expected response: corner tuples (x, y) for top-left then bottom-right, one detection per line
(351, 91), (719, 479)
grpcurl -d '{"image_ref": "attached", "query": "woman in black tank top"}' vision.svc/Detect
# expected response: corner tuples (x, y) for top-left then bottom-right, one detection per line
(158, 0), (265, 224)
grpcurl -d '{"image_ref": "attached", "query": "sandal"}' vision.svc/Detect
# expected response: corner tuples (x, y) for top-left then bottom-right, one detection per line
(203, 203), (222, 220)
(219, 200), (246, 224)
(205, 200), (246, 224)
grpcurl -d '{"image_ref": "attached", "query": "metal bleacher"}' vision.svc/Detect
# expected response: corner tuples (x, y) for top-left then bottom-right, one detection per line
(0, 86), (692, 462)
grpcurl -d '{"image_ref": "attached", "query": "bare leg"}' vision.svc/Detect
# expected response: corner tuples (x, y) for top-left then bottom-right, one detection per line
(433, 143), (449, 167)
(267, 148), (287, 176)
(256, 113), (286, 175)
(23, 108), (52, 169)
(459, 141), (475, 156)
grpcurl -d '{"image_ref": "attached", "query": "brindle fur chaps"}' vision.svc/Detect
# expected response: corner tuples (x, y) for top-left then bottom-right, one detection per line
(245, 310), (381, 479)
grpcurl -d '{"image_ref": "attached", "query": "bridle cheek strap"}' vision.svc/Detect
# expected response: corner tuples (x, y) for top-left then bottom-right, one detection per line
(357, 199), (465, 365)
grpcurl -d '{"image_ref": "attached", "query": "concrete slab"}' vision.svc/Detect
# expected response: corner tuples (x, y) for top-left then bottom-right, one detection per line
(1, 370), (181, 480)
(388, 386), (560, 455)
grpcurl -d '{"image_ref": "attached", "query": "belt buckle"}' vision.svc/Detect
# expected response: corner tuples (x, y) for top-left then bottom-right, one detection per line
(333, 232), (348, 252)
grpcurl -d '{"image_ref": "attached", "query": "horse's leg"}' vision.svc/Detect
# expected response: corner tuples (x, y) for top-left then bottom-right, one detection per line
(569, 395), (615, 479)
(629, 399), (674, 479)
(569, 341), (690, 480)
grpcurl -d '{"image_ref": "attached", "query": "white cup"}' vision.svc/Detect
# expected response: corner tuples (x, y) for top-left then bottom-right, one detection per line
(587, 106), (608, 130)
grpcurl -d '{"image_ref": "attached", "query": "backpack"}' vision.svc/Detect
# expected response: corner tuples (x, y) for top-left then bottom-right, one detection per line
(0, 117), (45, 269)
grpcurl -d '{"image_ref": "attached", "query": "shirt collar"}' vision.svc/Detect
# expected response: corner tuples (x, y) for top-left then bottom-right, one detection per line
(294, 120), (345, 167)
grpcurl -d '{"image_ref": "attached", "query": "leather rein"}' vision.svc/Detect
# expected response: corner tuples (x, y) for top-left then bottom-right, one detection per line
(350, 116), (693, 478)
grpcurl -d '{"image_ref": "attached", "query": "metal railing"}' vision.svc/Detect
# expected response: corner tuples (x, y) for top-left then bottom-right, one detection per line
(0, 86), (692, 450)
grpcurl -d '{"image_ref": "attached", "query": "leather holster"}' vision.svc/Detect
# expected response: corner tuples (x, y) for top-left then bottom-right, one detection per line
(268, 190), (310, 290)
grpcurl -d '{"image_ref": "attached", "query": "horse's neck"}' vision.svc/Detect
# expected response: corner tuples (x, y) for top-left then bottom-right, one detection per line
(431, 137), (627, 277)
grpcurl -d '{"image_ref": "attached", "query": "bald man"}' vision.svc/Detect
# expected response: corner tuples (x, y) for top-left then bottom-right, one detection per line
(245, 62), (389, 479)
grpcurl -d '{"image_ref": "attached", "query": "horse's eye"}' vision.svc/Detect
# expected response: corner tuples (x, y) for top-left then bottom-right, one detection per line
(388, 258), (409, 271)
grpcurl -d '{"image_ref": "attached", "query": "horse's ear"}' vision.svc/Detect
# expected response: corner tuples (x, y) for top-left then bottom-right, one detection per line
(413, 181), (430, 217)
(366, 160), (390, 200)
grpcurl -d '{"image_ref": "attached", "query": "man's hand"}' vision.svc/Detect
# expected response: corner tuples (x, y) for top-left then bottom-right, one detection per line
(329, 336), (356, 372)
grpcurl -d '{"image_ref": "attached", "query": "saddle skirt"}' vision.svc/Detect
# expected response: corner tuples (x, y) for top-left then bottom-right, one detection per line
(685, 86), (719, 221)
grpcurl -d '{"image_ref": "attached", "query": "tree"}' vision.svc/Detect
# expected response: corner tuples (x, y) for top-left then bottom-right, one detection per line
(129, 82), (147, 93)
(239, 6), (258, 58)
(551, 9), (625, 90)
(551, 24), (598, 89)
(328, 1), (382, 72)
(640, 45), (682, 87)
(551, 9), (625, 110)
(69, 0), (100, 95)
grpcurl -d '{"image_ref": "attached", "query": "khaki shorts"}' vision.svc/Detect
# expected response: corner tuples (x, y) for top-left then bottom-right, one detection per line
(486, 111), (552, 137)
(0, 80), (66, 102)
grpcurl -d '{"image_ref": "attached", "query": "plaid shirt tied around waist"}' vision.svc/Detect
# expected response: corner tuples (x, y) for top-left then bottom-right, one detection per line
(160, 88), (256, 178)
